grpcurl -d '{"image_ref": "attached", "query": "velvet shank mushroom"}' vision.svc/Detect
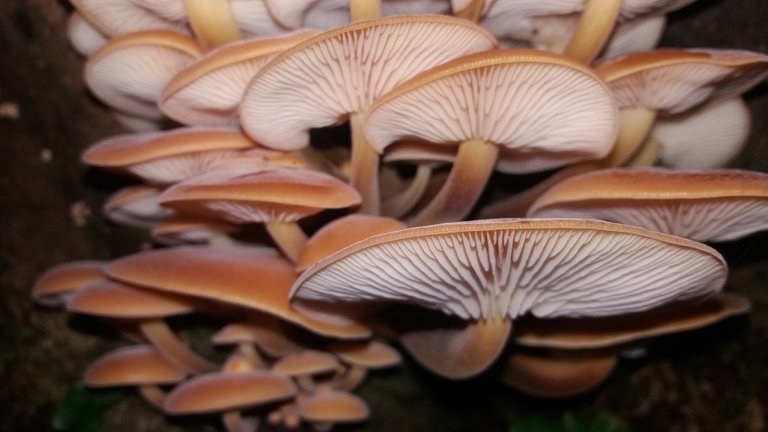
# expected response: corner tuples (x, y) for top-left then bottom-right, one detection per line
(528, 168), (768, 242)
(364, 49), (617, 225)
(239, 15), (497, 214)
(292, 218), (726, 378)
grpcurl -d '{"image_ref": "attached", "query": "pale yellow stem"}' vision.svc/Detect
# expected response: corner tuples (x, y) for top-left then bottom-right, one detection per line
(138, 385), (166, 410)
(628, 138), (662, 167)
(184, 0), (243, 50)
(350, 112), (381, 215)
(350, 0), (381, 21)
(381, 164), (433, 218)
(410, 139), (498, 226)
(563, 0), (621, 63)
(265, 221), (307, 263)
(140, 319), (217, 374)
(335, 365), (368, 392)
(477, 107), (658, 219)
(453, 0), (486, 22)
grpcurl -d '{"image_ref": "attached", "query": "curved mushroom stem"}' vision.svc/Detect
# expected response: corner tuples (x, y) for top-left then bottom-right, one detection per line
(265, 221), (308, 263)
(138, 385), (167, 410)
(350, 0), (381, 21)
(350, 112), (381, 215)
(222, 410), (259, 432)
(477, 107), (657, 219)
(563, 0), (621, 63)
(335, 365), (368, 392)
(409, 139), (498, 226)
(400, 317), (512, 379)
(628, 137), (662, 167)
(140, 319), (217, 374)
(237, 343), (267, 369)
(381, 164), (433, 218)
(453, 0), (486, 22)
(184, 0), (243, 50)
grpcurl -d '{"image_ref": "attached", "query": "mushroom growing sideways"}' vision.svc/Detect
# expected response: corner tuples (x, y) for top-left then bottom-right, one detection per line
(291, 219), (726, 378)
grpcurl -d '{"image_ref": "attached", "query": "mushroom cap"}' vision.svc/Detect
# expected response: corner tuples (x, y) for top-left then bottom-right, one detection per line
(82, 127), (256, 185)
(527, 168), (768, 242)
(85, 31), (202, 119)
(67, 12), (108, 57)
(298, 390), (369, 424)
(240, 15), (497, 151)
(364, 49), (617, 171)
(292, 218), (726, 321)
(159, 167), (361, 224)
(151, 215), (240, 245)
(160, 30), (319, 127)
(297, 214), (406, 271)
(164, 370), (297, 414)
(596, 49), (768, 114)
(66, 279), (196, 319)
(71, 0), (189, 37)
(105, 246), (370, 339)
(32, 260), (104, 307)
(513, 292), (751, 349)
(271, 350), (340, 376)
(500, 350), (616, 398)
(212, 319), (305, 358)
(327, 340), (401, 369)
(104, 184), (171, 229)
(85, 345), (187, 387)
(653, 97), (751, 169)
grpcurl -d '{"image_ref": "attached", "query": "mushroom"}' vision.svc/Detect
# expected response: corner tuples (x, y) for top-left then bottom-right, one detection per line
(527, 168), (768, 242)
(298, 390), (370, 432)
(500, 349), (617, 398)
(363, 49), (617, 225)
(84, 344), (187, 409)
(158, 167), (362, 261)
(31, 260), (104, 307)
(84, 30), (202, 120)
(164, 369), (297, 432)
(103, 184), (171, 230)
(292, 219), (726, 379)
(105, 245), (371, 340)
(82, 127), (258, 186)
(66, 278), (217, 374)
(239, 15), (498, 214)
(327, 340), (401, 391)
(272, 349), (340, 392)
(160, 30), (320, 127)
(67, 12), (108, 57)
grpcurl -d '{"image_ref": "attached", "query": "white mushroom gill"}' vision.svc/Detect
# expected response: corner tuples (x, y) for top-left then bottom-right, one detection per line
(531, 199), (768, 243)
(293, 220), (725, 321)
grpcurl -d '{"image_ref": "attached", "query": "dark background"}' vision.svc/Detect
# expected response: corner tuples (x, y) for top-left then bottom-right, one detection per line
(1, 0), (767, 431)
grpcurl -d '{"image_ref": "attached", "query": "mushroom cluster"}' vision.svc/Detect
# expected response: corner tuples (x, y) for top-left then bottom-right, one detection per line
(33, 0), (768, 429)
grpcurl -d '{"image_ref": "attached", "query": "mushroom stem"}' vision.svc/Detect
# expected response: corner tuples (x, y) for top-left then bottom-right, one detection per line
(400, 317), (512, 379)
(335, 365), (368, 392)
(563, 0), (621, 63)
(140, 319), (217, 374)
(222, 410), (259, 432)
(628, 137), (662, 167)
(238, 343), (267, 369)
(381, 164), (433, 218)
(349, 112), (381, 215)
(138, 384), (167, 410)
(409, 139), (498, 226)
(349, 0), (381, 21)
(265, 221), (308, 263)
(183, 0), (243, 50)
(453, 0), (486, 22)
(477, 107), (657, 219)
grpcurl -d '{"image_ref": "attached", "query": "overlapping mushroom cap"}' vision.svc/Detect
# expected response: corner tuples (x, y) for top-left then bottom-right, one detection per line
(364, 48), (617, 166)
(239, 15), (497, 151)
(293, 218), (725, 320)
(292, 218), (726, 377)
(528, 169), (768, 242)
